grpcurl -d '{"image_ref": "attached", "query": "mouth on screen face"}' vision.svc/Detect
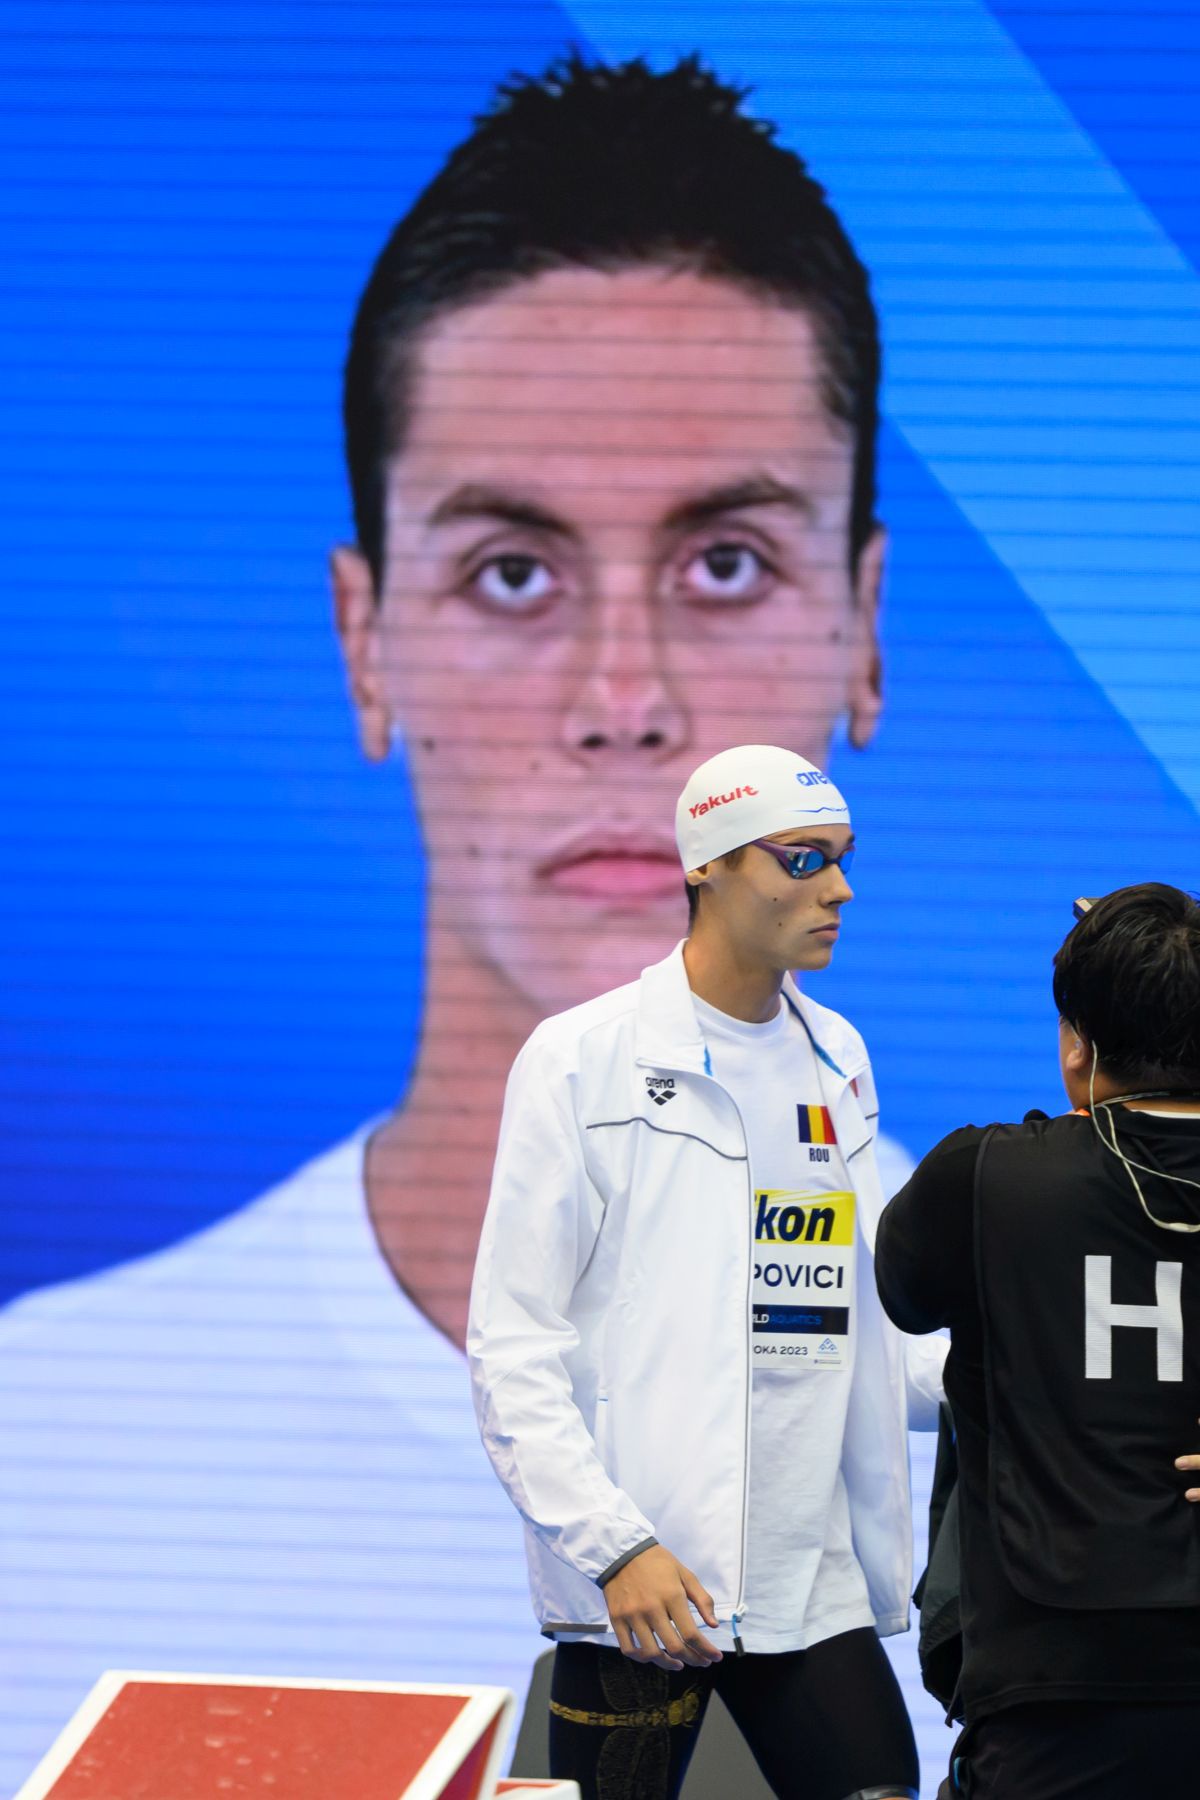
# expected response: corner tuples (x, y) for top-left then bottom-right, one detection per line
(536, 838), (683, 902)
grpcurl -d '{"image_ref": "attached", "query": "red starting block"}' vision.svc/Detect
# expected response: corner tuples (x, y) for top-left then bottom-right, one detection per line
(13, 1671), (578, 1800)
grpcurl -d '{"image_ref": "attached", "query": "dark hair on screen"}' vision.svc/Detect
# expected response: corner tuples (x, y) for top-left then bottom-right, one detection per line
(1052, 883), (1200, 1088)
(344, 52), (880, 593)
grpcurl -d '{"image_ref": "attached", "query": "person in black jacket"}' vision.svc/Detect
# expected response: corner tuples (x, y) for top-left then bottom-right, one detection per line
(875, 883), (1200, 1800)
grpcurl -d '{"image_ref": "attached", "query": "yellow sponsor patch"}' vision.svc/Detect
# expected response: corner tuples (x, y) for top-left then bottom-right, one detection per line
(753, 1188), (855, 1248)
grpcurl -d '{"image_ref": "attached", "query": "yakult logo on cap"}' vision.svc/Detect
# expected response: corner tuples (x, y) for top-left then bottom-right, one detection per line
(689, 783), (758, 819)
(675, 744), (851, 874)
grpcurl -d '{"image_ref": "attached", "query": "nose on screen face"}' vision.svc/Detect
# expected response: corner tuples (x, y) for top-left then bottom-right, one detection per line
(561, 648), (688, 757)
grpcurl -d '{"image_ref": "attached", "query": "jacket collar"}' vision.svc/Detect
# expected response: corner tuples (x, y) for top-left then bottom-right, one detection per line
(634, 941), (858, 1086)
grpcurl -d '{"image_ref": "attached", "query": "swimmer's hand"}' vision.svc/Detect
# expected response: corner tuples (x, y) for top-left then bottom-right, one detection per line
(604, 1544), (723, 1671)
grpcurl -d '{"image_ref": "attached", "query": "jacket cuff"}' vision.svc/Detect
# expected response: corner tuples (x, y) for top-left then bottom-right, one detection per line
(596, 1537), (659, 1588)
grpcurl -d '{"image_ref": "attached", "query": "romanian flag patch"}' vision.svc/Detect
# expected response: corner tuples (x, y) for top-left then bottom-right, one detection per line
(797, 1103), (836, 1145)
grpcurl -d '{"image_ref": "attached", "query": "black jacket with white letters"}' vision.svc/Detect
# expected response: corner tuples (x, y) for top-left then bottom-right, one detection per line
(876, 1109), (1200, 1719)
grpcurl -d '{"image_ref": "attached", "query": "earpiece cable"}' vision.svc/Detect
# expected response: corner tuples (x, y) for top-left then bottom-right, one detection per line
(1087, 1050), (1200, 1234)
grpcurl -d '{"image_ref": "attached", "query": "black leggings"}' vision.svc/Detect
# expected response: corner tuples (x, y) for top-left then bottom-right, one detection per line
(549, 1627), (919, 1800)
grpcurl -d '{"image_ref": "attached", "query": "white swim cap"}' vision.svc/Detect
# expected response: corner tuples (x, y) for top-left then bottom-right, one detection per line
(675, 744), (851, 873)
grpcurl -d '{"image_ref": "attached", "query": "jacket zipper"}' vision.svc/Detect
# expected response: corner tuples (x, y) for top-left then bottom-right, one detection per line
(728, 1088), (754, 1657)
(701, 1052), (754, 1656)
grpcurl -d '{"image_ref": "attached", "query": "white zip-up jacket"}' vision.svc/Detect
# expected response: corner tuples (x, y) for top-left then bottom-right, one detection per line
(468, 943), (945, 1643)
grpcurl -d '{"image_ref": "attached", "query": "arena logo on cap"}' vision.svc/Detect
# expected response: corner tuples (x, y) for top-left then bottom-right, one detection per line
(689, 783), (758, 819)
(795, 770), (831, 788)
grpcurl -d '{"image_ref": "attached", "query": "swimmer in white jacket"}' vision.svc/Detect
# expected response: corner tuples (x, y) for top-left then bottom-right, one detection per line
(469, 744), (944, 1800)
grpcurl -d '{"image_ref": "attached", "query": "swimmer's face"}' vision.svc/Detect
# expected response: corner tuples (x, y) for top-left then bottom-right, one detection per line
(688, 826), (856, 978)
(335, 265), (884, 1015)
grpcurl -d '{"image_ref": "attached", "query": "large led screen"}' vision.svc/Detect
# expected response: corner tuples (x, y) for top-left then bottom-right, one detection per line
(2, 4), (1198, 1794)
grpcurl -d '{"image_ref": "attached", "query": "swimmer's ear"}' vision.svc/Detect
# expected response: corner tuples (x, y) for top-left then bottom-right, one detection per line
(847, 524), (885, 752)
(331, 545), (391, 761)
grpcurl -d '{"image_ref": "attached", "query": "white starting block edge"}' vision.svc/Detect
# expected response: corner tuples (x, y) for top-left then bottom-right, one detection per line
(14, 1670), (516, 1800)
(495, 1785), (580, 1798)
(495, 1785), (581, 1798)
